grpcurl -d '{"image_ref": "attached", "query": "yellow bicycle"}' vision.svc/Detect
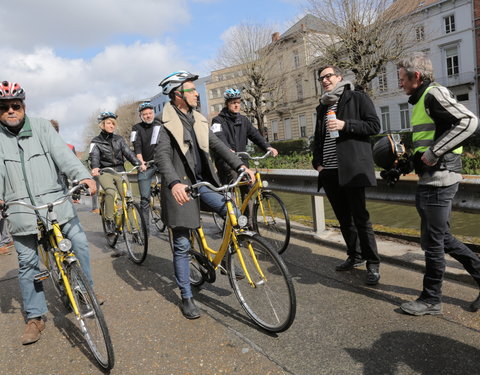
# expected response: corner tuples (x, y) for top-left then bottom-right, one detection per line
(213, 151), (291, 254)
(1, 184), (114, 370)
(186, 171), (296, 332)
(98, 166), (148, 264)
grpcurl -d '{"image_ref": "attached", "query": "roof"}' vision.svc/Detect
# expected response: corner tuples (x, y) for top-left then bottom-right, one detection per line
(384, 0), (444, 19)
(281, 14), (331, 38)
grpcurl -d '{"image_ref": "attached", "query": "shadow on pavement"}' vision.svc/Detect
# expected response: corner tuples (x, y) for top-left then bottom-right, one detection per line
(346, 330), (480, 375)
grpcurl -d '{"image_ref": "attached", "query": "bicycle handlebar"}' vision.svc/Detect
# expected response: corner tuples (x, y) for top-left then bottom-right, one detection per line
(186, 169), (248, 196)
(235, 150), (272, 160)
(1, 184), (88, 213)
(99, 165), (140, 175)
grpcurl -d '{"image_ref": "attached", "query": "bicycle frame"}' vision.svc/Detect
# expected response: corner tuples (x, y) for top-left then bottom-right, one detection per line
(192, 181), (266, 287)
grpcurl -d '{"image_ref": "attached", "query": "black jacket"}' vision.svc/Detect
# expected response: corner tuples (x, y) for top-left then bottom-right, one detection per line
(90, 131), (140, 171)
(211, 108), (270, 152)
(131, 121), (161, 164)
(312, 87), (380, 187)
(211, 108), (270, 183)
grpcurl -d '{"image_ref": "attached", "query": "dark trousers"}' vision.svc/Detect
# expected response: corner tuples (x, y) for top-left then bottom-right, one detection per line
(416, 183), (480, 304)
(319, 169), (380, 264)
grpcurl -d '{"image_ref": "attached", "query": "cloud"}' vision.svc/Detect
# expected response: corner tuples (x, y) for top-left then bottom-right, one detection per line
(0, 0), (191, 51)
(1, 42), (191, 149)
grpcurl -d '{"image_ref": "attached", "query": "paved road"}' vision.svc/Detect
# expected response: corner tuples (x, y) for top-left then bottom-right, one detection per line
(1, 202), (479, 375)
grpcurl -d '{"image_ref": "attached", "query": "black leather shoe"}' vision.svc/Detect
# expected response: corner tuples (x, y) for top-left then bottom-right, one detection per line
(470, 292), (480, 312)
(335, 257), (366, 271)
(181, 298), (201, 319)
(366, 264), (380, 285)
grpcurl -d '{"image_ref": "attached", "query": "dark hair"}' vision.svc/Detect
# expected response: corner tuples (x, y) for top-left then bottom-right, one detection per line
(318, 65), (344, 78)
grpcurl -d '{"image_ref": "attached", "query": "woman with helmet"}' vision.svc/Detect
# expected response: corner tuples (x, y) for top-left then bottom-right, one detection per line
(155, 71), (255, 319)
(89, 112), (140, 235)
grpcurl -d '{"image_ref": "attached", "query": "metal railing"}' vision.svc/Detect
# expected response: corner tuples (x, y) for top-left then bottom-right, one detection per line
(259, 169), (480, 234)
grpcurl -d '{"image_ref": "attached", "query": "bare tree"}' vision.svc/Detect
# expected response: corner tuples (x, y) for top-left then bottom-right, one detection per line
(306, 0), (421, 92)
(215, 23), (288, 135)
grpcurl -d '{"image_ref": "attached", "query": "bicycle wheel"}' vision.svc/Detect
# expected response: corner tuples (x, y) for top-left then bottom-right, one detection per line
(150, 191), (166, 232)
(189, 230), (206, 287)
(46, 250), (70, 309)
(67, 262), (114, 370)
(252, 191), (291, 254)
(227, 233), (296, 332)
(100, 197), (119, 248)
(212, 212), (224, 232)
(123, 202), (148, 264)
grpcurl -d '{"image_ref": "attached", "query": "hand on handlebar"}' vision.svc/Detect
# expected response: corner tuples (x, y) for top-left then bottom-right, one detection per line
(79, 179), (97, 195)
(267, 147), (278, 157)
(240, 166), (256, 185)
(172, 183), (191, 205)
(91, 168), (100, 177)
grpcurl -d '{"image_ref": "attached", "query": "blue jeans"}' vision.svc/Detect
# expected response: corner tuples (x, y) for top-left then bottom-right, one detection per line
(416, 183), (480, 303)
(171, 185), (227, 299)
(13, 216), (93, 319)
(137, 167), (157, 213)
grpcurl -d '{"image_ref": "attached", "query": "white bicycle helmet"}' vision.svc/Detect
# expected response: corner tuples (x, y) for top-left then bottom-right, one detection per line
(158, 71), (198, 95)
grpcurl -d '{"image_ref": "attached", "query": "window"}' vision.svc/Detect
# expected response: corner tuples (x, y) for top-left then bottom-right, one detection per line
(296, 79), (304, 100)
(293, 50), (300, 69)
(457, 93), (469, 101)
(284, 117), (292, 139)
(378, 66), (388, 92)
(271, 120), (279, 141)
(445, 46), (459, 76)
(298, 114), (307, 138)
(415, 26), (425, 41)
(444, 15), (455, 34)
(399, 103), (410, 129)
(380, 106), (391, 132)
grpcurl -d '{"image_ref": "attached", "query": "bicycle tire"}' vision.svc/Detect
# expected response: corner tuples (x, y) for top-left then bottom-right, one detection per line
(150, 191), (166, 232)
(46, 250), (70, 309)
(67, 262), (115, 370)
(252, 191), (291, 254)
(189, 230), (206, 287)
(227, 233), (296, 332)
(212, 212), (225, 232)
(123, 202), (148, 264)
(100, 197), (119, 248)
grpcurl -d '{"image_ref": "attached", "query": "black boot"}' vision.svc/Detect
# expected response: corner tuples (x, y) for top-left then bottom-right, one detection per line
(181, 298), (201, 319)
(366, 263), (380, 285)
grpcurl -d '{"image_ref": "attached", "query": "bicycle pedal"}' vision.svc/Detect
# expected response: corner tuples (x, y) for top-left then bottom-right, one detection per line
(34, 270), (50, 282)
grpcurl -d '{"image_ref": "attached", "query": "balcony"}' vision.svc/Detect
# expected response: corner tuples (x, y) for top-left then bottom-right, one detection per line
(436, 71), (475, 88)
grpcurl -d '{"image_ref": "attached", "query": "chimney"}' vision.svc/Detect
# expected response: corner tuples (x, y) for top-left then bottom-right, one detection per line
(271, 32), (280, 42)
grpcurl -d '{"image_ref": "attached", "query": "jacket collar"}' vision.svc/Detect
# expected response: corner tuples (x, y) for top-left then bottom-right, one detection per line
(408, 80), (431, 105)
(0, 116), (31, 137)
(162, 102), (209, 155)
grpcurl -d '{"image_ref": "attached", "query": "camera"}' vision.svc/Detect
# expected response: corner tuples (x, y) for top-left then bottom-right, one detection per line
(380, 156), (413, 186)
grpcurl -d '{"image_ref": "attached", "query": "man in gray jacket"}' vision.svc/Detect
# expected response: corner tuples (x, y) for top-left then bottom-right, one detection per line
(155, 71), (255, 319)
(0, 81), (97, 344)
(397, 54), (480, 315)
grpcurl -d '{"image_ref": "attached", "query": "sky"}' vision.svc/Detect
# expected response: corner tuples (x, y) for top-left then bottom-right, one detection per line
(1, 0), (305, 149)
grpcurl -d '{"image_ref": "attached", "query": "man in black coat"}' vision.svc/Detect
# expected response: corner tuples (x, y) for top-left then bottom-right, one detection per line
(312, 65), (381, 285)
(211, 88), (278, 184)
(155, 71), (255, 319)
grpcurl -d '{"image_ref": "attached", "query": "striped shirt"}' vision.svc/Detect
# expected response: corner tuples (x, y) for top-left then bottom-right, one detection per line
(322, 103), (338, 169)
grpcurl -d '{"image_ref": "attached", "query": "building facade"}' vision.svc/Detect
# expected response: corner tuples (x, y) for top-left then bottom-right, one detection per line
(372, 0), (477, 132)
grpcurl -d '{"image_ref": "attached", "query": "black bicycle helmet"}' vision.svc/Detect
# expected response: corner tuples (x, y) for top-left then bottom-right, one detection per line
(373, 134), (405, 170)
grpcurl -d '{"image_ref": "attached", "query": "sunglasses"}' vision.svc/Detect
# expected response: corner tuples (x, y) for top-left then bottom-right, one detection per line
(177, 88), (197, 93)
(318, 73), (337, 81)
(0, 103), (22, 112)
